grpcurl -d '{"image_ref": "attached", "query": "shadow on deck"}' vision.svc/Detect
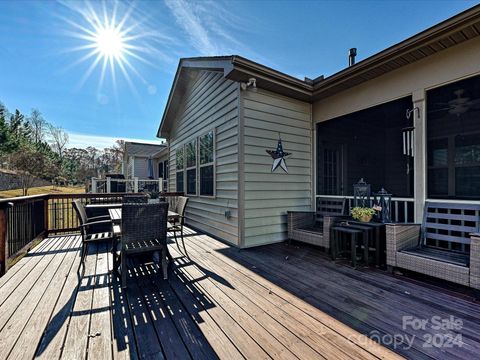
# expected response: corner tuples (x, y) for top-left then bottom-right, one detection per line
(0, 227), (479, 359)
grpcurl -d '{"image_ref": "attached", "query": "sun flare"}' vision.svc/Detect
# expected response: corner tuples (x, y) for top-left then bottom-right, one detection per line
(62, 2), (154, 94)
(95, 27), (125, 60)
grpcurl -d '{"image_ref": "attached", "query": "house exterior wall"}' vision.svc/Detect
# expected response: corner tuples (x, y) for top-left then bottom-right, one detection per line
(133, 157), (149, 178)
(168, 70), (240, 245)
(313, 37), (480, 124)
(241, 89), (312, 247)
(313, 36), (480, 221)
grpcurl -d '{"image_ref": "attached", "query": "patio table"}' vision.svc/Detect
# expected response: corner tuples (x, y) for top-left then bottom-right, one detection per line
(85, 203), (122, 220)
(108, 208), (180, 223)
(348, 220), (386, 267)
(331, 220), (386, 267)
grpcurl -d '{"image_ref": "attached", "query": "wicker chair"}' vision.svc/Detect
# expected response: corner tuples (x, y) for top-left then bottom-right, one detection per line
(122, 194), (148, 203)
(73, 199), (116, 275)
(386, 202), (480, 291)
(168, 196), (189, 257)
(287, 197), (346, 249)
(120, 202), (169, 288)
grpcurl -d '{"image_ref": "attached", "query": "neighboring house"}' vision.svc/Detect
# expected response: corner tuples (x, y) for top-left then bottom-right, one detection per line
(157, 6), (480, 248)
(122, 141), (169, 184)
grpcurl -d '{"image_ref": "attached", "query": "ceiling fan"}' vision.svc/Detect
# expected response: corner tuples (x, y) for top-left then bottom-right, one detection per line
(429, 89), (480, 116)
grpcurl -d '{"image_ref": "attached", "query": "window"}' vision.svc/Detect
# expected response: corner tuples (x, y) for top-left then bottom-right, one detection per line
(158, 161), (164, 179)
(176, 147), (184, 192)
(316, 96), (414, 197)
(199, 131), (214, 196)
(186, 140), (197, 195)
(427, 74), (480, 199)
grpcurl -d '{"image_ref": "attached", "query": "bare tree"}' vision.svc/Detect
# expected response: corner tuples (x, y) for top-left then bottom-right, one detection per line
(48, 124), (69, 158)
(29, 108), (47, 143)
(10, 145), (57, 195)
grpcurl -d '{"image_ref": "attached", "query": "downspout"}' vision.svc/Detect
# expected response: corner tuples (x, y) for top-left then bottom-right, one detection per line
(237, 83), (246, 248)
(311, 103), (316, 211)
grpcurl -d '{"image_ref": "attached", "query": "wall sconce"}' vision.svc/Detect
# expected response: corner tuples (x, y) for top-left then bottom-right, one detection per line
(240, 78), (257, 91)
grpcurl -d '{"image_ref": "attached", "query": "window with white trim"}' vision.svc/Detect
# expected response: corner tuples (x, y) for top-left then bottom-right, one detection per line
(175, 147), (184, 192)
(186, 139), (197, 195)
(199, 130), (215, 196)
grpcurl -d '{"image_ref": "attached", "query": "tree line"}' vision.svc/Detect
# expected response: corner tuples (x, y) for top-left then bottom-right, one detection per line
(0, 101), (124, 195)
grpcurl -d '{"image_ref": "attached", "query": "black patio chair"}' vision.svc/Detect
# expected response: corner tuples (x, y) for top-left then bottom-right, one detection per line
(168, 196), (189, 258)
(73, 199), (116, 276)
(120, 202), (169, 288)
(122, 194), (148, 203)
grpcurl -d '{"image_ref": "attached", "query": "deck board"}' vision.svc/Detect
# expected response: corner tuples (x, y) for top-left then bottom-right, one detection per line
(0, 228), (479, 359)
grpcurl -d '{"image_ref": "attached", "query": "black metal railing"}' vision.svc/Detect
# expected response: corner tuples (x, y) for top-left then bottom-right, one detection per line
(0, 191), (184, 276)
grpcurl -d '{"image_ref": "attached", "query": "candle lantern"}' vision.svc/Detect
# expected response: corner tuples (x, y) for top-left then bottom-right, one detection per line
(353, 178), (371, 208)
(374, 188), (392, 223)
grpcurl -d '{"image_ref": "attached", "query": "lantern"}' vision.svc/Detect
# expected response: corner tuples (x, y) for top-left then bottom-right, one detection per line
(374, 188), (392, 223)
(353, 178), (371, 208)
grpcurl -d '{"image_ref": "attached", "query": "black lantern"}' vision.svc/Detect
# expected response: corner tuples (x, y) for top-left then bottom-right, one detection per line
(374, 188), (392, 223)
(353, 178), (371, 207)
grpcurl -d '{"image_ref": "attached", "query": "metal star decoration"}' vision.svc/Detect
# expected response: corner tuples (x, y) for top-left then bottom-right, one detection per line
(266, 137), (291, 173)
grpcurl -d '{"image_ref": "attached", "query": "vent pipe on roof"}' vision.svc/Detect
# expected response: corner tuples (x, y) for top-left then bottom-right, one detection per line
(348, 48), (357, 66)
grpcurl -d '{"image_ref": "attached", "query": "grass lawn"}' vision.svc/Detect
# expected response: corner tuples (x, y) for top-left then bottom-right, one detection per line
(0, 185), (85, 199)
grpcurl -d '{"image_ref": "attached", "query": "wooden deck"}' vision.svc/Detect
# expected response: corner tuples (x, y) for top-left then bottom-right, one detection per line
(1, 228), (480, 360)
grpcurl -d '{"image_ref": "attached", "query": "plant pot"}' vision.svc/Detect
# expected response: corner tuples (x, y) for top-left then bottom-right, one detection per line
(148, 198), (160, 204)
(359, 214), (372, 223)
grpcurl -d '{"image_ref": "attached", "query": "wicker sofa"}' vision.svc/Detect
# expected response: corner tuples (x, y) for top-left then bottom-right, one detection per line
(386, 202), (480, 291)
(287, 198), (346, 249)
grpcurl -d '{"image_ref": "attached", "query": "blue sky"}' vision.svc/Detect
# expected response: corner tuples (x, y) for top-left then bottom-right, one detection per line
(0, 0), (477, 148)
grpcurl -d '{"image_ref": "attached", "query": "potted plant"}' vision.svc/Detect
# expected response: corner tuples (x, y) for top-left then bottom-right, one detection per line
(350, 207), (377, 223)
(147, 190), (160, 203)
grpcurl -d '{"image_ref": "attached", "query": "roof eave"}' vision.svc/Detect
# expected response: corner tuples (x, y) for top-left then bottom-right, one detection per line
(312, 4), (480, 100)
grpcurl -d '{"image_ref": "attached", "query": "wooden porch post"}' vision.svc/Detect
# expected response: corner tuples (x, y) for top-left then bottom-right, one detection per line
(412, 89), (426, 223)
(0, 206), (8, 276)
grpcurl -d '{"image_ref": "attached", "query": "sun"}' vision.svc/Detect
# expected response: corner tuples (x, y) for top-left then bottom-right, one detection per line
(61, 1), (153, 94)
(95, 27), (125, 60)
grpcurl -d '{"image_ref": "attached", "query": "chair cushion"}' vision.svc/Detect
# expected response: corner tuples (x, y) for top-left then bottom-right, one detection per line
(401, 246), (469, 267)
(298, 221), (324, 234)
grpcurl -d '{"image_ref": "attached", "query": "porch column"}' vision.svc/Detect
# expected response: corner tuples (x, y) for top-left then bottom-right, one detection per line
(413, 89), (426, 223)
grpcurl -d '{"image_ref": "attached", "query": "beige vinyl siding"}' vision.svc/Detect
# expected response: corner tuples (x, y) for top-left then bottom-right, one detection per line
(168, 70), (240, 245)
(242, 89), (312, 247)
(134, 157), (149, 178)
(313, 37), (480, 123)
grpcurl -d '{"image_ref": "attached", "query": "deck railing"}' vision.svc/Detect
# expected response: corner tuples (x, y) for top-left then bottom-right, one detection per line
(91, 177), (167, 193)
(316, 195), (415, 223)
(0, 191), (183, 276)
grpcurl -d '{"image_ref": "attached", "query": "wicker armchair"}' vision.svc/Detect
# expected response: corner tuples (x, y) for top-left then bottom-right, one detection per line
(386, 202), (480, 290)
(168, 196), (189, 257)
(120, 202), (169, 288)
(287, 197), (347, 249)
